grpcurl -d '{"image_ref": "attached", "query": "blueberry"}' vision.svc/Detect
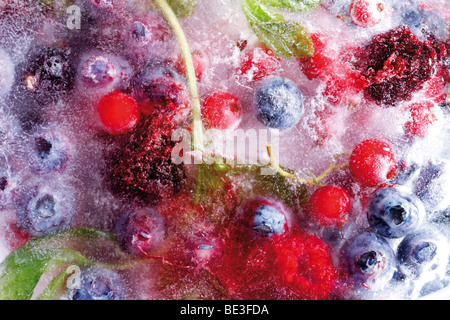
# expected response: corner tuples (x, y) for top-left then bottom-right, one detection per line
(67, 267), (126, 300)
(80, 55), (117, 86)
(412, 160), (450, 212)
(254, 77), (304, 130)
(397, 229), (449, 280)
(400, 7), (449, 41)
(341, 232), (396, 291)
(133, 62), (188, 114)
(16, 177), (76, 237)
(28, 129), (70, 174)
(251, 204), (287, 237)
(114, 207), (166, 256)
(18, 46), (75, 104)
(367, 185), (425, 238)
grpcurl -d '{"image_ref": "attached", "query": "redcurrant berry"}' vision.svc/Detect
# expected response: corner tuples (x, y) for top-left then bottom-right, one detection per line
(97, 91), (140, 134)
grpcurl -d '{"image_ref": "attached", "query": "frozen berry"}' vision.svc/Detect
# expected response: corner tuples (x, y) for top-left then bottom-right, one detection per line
(18, 46), (75, 104)
(80, 55), (118, 86)
(238, 46), (281, 82)
(308, 185), (351, 227)
(298, 33), (336, 80)
(97, 91), (140, 135)
(16, 177), (76, 237)
(397, 229), (449, 280)
(273, 230), (336, 299)
(354, 26), (437, 105)
(175, 49), (209, 81)
(28, 128), (71, 174)
(349, 0), (386, 28)
(366, 185), (425, 238)
(404, 101), (442, 138)
(349, 138), (398, 187)
(202, 91), (241, 130)
(67, 267), (126, 300)
(340, 232), (396, 291)
(115, 207), (166, 256)
(133, 62), (189, 117)
(254, 77), (304, 130)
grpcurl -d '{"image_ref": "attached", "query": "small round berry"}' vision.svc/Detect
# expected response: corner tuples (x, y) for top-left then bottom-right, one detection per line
(67, 267), (126, 300)
(202, 91), (241, 130)
(350, 0), (386, 28)
(16, 178), (77, 237)
(254, 77), (304, 130)
(340, 232), (396, 291)
(115, 207), (166, 256)
(397, 229), (449, 280)
(175, 49), (209, 81)
(366, 185), (425, 238)
(28, 128), (71, 174)
(308, 185), (352, 227)
(241, 198), (289, 238)
(81, 55), (118, 86)
(238, 46), (281, 82)
(97, 91), (140, 135)
(349, 138), (398, 187)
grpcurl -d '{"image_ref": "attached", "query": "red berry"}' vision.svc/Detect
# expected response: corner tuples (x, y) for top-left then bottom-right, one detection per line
(202, 91), (241, 129)
(298, 33), (336, 80)
(98, 91), (140, 134)
(175, 49), (209, 81)
(273, 230), (336, 299)
(308, 185), (351, 227)
(349, 0), (386, 28)
(238, 46), (281, 82)
(349, 138), (398, 187)
(404, 101), (441, 138)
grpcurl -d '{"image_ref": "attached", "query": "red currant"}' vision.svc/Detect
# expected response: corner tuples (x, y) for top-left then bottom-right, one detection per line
(97, 91), (140, 134)
(238, 46), (281, 82)
(202, 91), (241, 129)
(349, 0), (386, 28)
(349, 138), (398, 187)
(308, 185), (352, 227)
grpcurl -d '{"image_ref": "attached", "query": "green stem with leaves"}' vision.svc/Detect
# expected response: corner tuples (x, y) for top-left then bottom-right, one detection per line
(152, 0), (204, 152)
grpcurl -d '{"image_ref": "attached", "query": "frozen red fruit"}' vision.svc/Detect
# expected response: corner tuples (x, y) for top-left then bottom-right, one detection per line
(404, 101), (441, 138)
(354, 26), (437, 105)
(202, 91), (241, 130)
(97, 91), (140, 134)
(349, 0), (386, 28)
(273, 230), (336, 299)
(238, 46), (281, 82)
(308, 185), (352, 227)
(175, 50), (209, 81)
(298, 33), (336, 80)
(349, 139), (398, 187)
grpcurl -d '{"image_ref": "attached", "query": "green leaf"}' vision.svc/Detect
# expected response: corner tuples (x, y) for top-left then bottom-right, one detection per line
(0, 247), (90, 300)
(242, 0), (314, 58)
(0, 227), (126, 300)
(166, 0), (198, 17)
(258, 0), (321, 12)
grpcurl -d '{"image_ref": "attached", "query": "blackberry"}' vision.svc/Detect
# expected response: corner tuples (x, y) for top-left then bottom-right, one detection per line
(354, 26), (437, 105)
(105, 114), (185, 205)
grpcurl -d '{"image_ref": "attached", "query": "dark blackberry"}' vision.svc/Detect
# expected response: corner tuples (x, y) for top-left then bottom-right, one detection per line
(105, 114), (185, 205)
(354, 26), (437, 106)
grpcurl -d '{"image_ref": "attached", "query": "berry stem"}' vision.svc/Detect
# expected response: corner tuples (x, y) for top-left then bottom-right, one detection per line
(266, 143), (349, 186)
(152, 0), (204, 152)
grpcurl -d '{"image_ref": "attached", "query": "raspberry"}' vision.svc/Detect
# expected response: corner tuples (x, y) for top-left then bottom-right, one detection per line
(298, 33), (336, 80)
(404, 101), (442, 138)
(307, 185), (352, 227)
(354, 26), (437, 105)
(349, 138), (398, 187)
(105, 114), (185, 205)
(97, 91), (140, 135)
(202, 91), (241, 130)
(349, 0), (386, 28)
(272, 230), (336, 299)
(238, 46), (281, 82)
